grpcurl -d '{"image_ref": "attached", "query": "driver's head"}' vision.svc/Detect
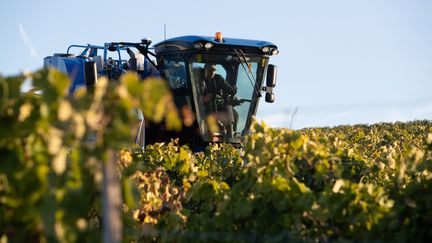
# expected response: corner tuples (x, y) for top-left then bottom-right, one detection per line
(204, 63), (217, 79)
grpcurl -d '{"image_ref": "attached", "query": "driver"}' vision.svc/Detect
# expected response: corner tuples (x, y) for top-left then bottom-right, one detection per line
(201, 63), (239, 134)
(201, 63), (237, 108)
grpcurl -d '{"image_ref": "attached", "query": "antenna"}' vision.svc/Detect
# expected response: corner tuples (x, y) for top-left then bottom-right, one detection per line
(164, 24), (167, 47)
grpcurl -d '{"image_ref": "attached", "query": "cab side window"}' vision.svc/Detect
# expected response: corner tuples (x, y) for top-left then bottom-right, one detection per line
(162, 55), (188, 89)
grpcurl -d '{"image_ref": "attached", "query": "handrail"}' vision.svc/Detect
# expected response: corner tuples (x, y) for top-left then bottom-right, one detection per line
(66, 44), (105, 55)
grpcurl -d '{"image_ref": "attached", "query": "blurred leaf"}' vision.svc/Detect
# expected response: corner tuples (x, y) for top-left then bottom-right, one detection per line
(52, 147), (68, 175)
(48, 69), (70, 97)
(58, 100), (73, 121)
(206, 114), (219, 134)
(18, 102), (33, 121)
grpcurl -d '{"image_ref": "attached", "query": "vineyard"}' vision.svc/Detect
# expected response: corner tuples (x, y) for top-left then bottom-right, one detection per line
(1, 70), (432, 242)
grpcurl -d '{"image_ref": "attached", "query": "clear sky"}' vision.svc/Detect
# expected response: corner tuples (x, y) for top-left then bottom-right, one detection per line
(1, 0), (431, 129)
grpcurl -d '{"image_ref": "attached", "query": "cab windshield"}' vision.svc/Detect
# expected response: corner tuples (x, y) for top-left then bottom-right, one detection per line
(189, 53), (267, 143)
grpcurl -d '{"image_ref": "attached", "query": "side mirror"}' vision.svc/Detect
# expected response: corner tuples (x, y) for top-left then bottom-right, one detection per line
(266, 64), (277, 87)
(264, 64), (277, 103)
(265, 92), (275, 103)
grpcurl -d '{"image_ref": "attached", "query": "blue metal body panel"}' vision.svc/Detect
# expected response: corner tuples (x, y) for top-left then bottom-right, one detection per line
(64, 58), (86, 94)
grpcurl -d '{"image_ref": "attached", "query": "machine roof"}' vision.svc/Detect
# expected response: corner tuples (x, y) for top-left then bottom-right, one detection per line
(155, 35), (276, 48)
(154, 35), (277, 54)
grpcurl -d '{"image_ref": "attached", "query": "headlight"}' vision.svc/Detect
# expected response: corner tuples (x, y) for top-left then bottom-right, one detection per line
(204, 42), (214, 49)
(271, 48), (279, 55)
(193, 42), (203, 49)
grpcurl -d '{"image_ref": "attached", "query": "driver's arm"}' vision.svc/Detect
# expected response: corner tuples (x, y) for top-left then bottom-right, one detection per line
(215, 74), (236, 95)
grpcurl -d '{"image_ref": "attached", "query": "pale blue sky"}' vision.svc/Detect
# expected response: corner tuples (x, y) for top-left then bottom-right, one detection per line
(1, 0), (431, 128)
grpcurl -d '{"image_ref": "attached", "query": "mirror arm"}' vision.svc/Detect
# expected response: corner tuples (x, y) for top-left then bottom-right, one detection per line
(261, 86), (273, 92)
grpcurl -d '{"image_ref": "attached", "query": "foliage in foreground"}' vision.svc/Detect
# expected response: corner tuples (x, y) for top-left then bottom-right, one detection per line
(1, 70), (432, 242)
(0, 69), (180, 242)
(126, 120), (432, 242)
